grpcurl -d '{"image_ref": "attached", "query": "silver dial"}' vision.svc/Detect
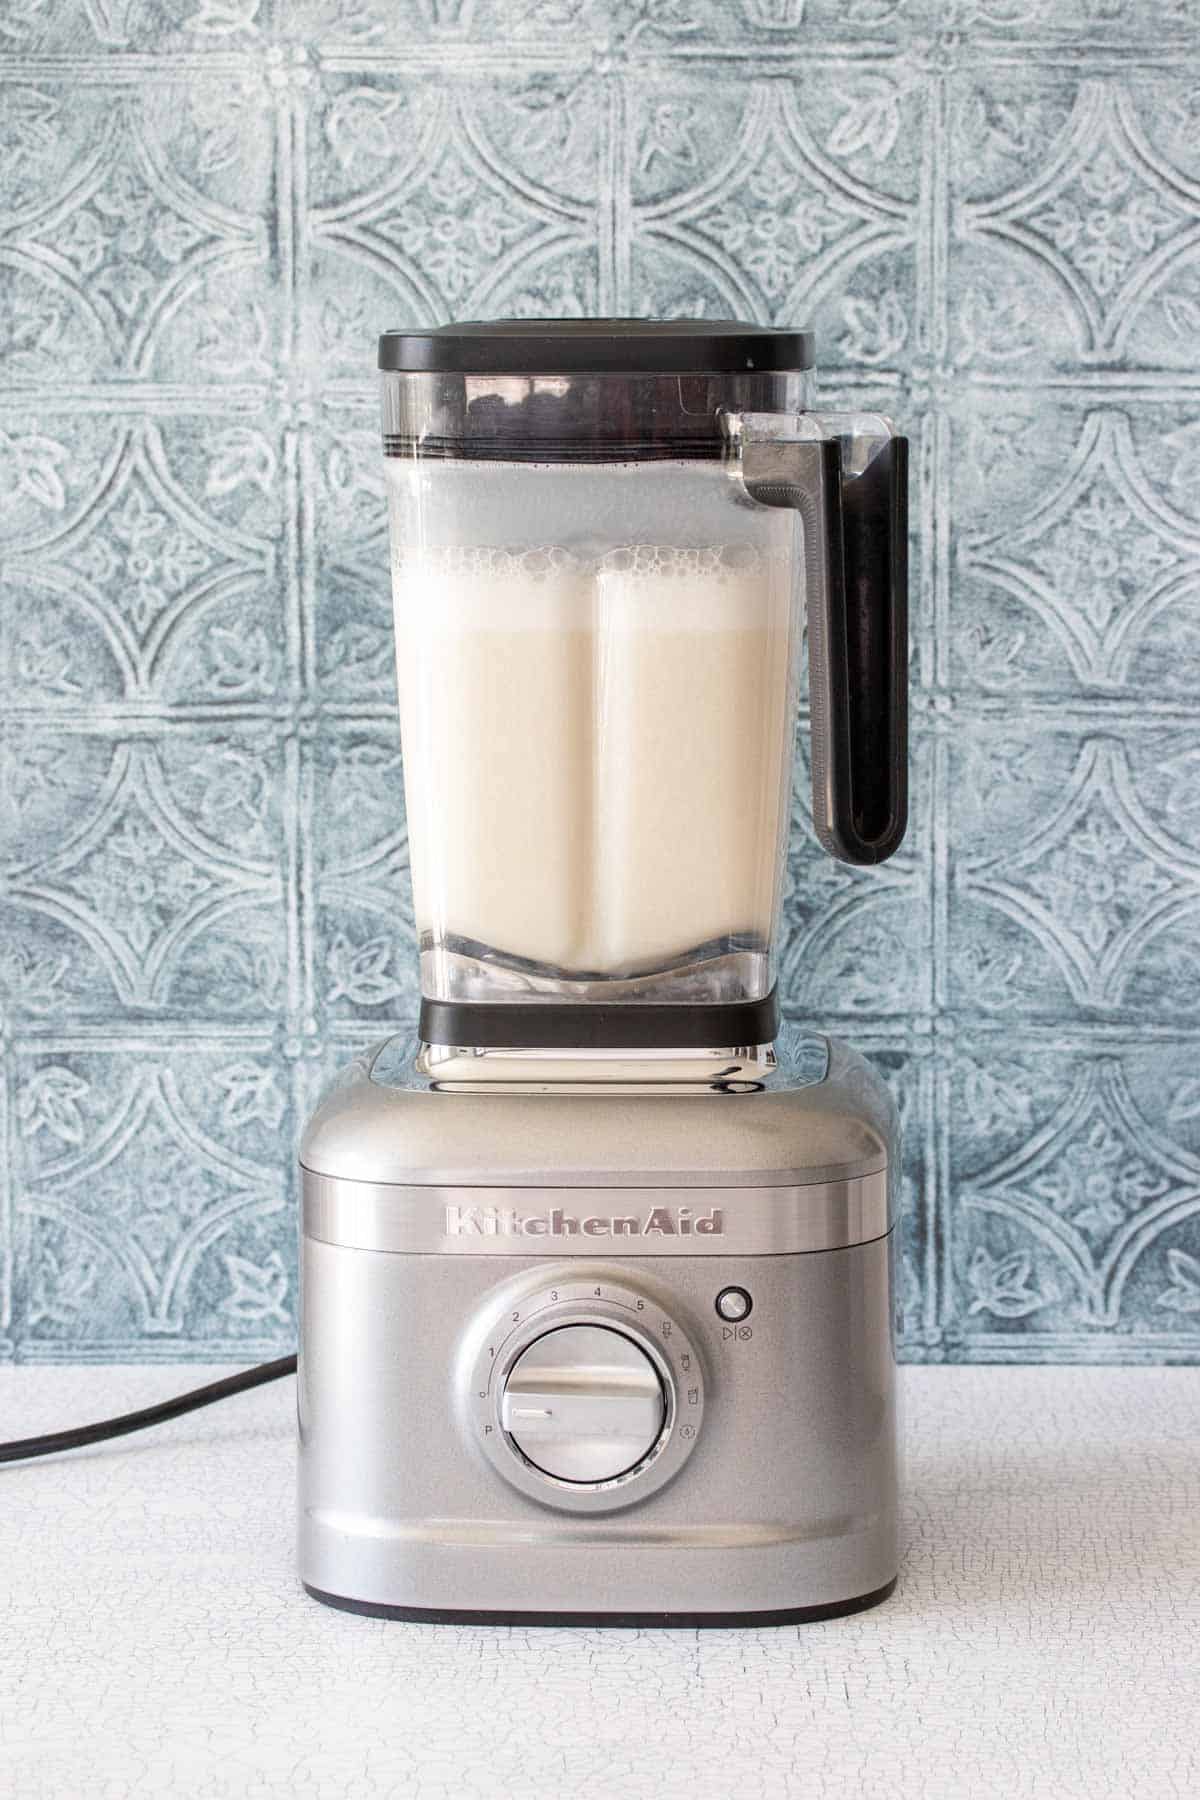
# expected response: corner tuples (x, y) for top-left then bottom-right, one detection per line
(468, 1274), (704, 1512)
(501, 1324), (665, 1484)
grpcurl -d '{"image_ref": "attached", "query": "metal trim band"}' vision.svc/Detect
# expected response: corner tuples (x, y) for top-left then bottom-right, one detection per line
(302, 1170), (891, 1257)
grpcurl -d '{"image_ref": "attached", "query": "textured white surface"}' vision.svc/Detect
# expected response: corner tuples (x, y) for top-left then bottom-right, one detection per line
(1, 1366), (1197, 1800)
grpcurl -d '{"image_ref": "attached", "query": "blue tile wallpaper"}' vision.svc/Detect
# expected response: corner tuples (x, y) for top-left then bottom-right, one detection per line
(2, 1), (1200, 1364)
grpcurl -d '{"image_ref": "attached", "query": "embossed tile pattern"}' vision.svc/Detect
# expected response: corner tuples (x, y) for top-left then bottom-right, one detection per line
(1, 5), (1199, 1360)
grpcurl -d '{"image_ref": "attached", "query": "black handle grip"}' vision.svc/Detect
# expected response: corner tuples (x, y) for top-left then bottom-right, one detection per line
(811, 434), (908, 864)
(742, 430), (908, 866)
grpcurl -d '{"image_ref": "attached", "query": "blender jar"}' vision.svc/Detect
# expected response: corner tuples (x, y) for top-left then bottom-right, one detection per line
(378, 320), (907, 1048)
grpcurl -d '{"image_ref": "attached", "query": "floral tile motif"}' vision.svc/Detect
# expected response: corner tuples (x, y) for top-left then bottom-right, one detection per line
(316, 901), (419, 1022)
(949, 1042), (1200, 1354)
(293, 0), (898, 46)
(315, 566), (397, 705)
(951, 398), (1200, 697)
(471, 0), (737, 46)
(311, 406), (394, 699)
(12, 1044), (295, 1350)
(951, 75), (1200, 371)
(630, 81), (919, 367)
(309, 71), (602, 217)
(309, 729), (418, 1023)
(0, 84), (272, 381)
(2, 418), (282, 708)
(2, 8), (1200, 1359)
(938, 0), (1196, 34)
(0, 1), (271, 52)
(633, 68), (924, 212)
(307, 80), (603, 352)
(950, 726), (1200, 1022)
(2, 732), (287, 1019)
(782, 732), (933, 1020)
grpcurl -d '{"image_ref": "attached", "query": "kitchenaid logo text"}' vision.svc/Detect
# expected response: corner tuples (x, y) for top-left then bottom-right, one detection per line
(443, 1205), (724, 1239)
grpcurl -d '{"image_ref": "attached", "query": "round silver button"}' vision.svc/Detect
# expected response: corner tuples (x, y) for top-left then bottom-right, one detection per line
(715, 1286), (752, 1322)
(501, 1324), (666, 1484)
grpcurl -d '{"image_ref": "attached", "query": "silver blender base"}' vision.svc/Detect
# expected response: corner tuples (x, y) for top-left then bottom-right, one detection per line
(297, 1031), (900, 1626)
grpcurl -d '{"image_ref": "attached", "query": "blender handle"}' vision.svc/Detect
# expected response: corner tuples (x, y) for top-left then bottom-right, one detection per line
(821, 431), (908, 864)
(742, 429), (909, 865)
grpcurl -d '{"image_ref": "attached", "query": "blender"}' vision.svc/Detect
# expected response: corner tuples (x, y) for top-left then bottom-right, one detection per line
(298, 319), (908, 1624)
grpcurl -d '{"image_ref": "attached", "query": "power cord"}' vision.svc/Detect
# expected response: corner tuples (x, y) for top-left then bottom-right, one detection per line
(0, 1355), (297, 1464)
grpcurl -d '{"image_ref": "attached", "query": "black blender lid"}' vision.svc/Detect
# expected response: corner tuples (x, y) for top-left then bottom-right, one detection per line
(378, 318), (815, 375)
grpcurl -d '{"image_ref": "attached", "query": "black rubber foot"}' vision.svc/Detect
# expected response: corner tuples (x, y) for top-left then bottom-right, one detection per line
(303, 1575), (897, 1628)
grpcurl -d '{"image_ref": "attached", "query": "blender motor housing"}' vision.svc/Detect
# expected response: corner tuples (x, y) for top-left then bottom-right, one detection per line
(298, 1033), (899, 1624)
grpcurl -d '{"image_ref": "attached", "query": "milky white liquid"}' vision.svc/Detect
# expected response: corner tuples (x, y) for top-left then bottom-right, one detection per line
(590, 545), (792, 971)
(390, 536), (791, 986)
(388, 464), (798, 989)
(395, 548), (595, 973)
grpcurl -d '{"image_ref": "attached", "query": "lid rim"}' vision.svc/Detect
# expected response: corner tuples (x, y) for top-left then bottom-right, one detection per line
(378, 318), (816, 375)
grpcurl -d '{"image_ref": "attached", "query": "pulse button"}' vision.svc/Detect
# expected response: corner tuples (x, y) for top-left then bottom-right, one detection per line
(715, 1287), (752, 1323)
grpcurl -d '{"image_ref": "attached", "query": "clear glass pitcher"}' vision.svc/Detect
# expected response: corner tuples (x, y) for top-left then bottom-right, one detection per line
(378, 320), (907, 1048)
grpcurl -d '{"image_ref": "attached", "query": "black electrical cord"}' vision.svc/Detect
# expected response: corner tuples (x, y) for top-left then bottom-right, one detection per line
(0, 1354), (297, 1464)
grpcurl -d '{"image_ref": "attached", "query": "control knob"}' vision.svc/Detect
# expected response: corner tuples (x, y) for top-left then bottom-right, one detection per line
(500, 1324), (666, 1484)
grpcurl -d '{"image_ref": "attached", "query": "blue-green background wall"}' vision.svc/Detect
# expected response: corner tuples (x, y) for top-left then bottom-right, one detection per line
(3, 0), (1200, 1361)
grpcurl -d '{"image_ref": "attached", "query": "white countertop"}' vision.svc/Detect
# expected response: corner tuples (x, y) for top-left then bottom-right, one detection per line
(1, 1366), (1196, 1800)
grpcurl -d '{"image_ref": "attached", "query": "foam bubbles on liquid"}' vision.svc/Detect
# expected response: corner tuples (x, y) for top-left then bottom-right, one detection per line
(394, 543), (584, 584)
(397, 540), (767, 585)
(597, 542), (763, 582)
